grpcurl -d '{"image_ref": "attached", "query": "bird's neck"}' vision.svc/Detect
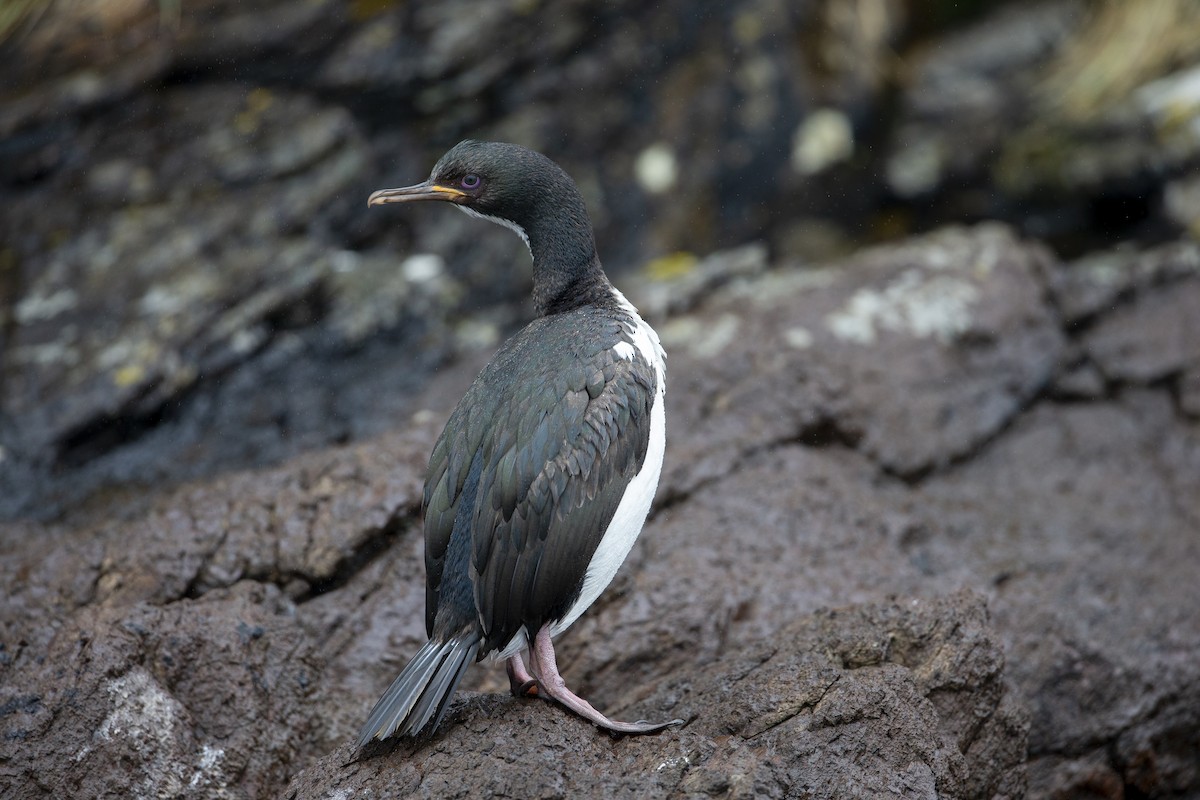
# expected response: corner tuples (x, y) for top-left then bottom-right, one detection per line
(525, 212), (614, 317)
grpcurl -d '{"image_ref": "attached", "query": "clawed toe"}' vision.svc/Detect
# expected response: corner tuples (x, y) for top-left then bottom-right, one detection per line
(528, 629), (681, 735)
(595, 716), (684, 735)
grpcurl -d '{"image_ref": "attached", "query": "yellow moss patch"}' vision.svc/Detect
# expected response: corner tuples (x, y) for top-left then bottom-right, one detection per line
(644, 252), (698, 281)
(113, 364), (146, 388)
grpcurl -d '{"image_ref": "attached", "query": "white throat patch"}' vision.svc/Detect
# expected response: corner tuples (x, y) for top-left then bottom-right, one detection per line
(456, 205), (531, 253)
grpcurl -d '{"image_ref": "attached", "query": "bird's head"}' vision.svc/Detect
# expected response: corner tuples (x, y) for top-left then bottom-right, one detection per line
(368, 140), (587, 249)
(370, 140), (603, 314)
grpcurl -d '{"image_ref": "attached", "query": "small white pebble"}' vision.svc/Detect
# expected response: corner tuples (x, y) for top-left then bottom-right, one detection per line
(792, 109), (854, 176)
(635, 143), (678, 194)
(783, 326), (813, 349)
(401, 253), (444, 283)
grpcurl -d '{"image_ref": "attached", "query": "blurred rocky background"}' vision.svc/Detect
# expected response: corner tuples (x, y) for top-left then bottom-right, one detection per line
(1, 1), (1198, 798)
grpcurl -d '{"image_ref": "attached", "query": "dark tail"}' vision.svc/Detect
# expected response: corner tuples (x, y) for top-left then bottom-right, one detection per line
(357, 635), (480, 747)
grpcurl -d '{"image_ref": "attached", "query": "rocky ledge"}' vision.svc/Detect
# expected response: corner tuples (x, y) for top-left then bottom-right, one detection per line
(2, 225), (1198, 798)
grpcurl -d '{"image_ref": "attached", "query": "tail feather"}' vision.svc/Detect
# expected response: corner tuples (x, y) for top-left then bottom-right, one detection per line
(408, 636), (478, 735)
(357, 636), (480, 747)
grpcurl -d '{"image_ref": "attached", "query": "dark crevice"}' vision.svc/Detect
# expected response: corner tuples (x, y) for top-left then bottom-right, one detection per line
(649, 480), (708, 520)
(180, 526), (233, 601)
(650, 413), (864, 520)
(294, 507), (419, 604)
(748, 676), (840, 741)
(176, 502), (420, 604)
(881, 378), (1060, 487)
(769, 414), (864, 453)
(55, 382), (196, 471)
(1050, 289), (1133, 338)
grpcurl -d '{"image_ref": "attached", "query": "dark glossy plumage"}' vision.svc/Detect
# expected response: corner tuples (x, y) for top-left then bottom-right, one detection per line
(358, 141), (676, 745)
(423, 308), (657, 654)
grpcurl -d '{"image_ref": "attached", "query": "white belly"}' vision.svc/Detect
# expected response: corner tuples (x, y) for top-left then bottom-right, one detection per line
(550, 294), (666, 638)
(491, 293), (666, 660)
(549, 379), (664, 636)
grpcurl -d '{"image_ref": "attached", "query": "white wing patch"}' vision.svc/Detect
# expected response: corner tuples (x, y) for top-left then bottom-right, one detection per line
(611, 288), (666, 385)
(612, 341), (636, 361)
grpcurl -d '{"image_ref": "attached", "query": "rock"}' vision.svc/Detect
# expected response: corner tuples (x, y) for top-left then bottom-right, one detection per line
(660, 224), (1065, 486)
(0, 419), (436, 667)
(0, 84), (476, 519)
(886, 0), (1084, 199)
(1083, 279), (1200, 383)
(7, 224), (1200, 797)
(1165, 171), (1200, 238)
(0, 0), (910, 518)
(4, 0), (1200, 793)
(8, 0), (1200, 525)
(1050, 360), (1107, 399)
(922, 393), (1200, 798)
(284, 592), (1018, 800)
(2, 0), (1024, 522)
(1046, 240), (1200, 326)
(887, 0), (1200, 250)
(1045, 240), (1200, 408)
(1, 582), (323, 799)
(1181, 367), (1200, 418)
(624, 242), (769, 320)
(0, 1), (174, 141)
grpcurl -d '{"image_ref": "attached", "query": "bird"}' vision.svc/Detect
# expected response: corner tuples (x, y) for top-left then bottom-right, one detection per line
(357, 140), (680, 745)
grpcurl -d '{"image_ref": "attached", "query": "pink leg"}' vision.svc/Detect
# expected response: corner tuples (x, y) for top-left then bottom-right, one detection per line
(505, 652), (539, 696)
(527, 627), (682, 735)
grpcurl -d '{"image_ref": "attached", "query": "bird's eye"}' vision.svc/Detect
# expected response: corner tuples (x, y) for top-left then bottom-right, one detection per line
(461, 174), (481, 189)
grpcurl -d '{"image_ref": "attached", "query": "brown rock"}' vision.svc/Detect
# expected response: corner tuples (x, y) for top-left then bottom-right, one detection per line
(1083, 280), (1200, 383)
(661, 224), (1065, 486)
(285, 592), (1015, 800)
(1, 582), (321, 799)
(5, 226), (1200, 798)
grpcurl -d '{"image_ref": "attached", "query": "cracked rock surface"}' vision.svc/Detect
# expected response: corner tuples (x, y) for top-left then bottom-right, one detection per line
(3, 225), (1198, 798)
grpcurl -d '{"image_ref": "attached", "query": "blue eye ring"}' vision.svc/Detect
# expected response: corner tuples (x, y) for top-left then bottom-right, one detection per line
(461, 174), (481, 189)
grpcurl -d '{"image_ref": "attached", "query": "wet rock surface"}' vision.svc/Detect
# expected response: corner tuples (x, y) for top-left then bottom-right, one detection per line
(0, 0), (909, 519)
(0, 81), (465, 519)
(288, 592), (1019, 800)
(3, 225), (1199, 797)
(887, 0), (1200, 252)
(5, 0), (1199, 519)
(3, 1), (1200, 798)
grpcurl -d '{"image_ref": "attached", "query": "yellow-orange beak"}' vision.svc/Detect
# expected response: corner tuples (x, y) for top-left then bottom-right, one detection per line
(367, 181), (467, 207)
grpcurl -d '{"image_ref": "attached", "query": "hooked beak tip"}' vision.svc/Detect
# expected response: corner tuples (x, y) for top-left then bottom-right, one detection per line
(367, 182), (467, 208)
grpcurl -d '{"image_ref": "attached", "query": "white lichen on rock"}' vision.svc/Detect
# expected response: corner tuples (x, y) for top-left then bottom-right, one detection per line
(659, 312), (741, 359)
(783, 326), (814, 349)
(826, 269), (980, 345)
(75, 668), (231, 798)
(187, 743), (228, 792)
(15, 288), (79, 323)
